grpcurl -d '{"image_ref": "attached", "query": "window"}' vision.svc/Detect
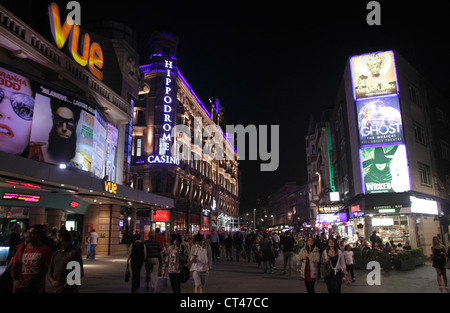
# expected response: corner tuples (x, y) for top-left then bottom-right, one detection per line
(137, 178), (143, 191)
(136, 138), (142, 156)
(418, 162), (432, 187)
(441, 140), (450, 161)
(408, 84), (420, 106)
(413, 121), (427, 145)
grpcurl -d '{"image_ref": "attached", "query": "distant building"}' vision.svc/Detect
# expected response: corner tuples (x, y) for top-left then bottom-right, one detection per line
(306, 50), (450, 249)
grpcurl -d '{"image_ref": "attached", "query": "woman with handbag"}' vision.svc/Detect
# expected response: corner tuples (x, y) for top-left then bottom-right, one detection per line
(162, 234), (188, 293)
(321, 238), (348, 293)
(299, 236), (320, 293)
(190, 233), (212, 293)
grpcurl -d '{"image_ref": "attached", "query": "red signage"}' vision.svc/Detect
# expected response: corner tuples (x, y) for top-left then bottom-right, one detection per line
(153, 210), (170, 222)
(351, 204), (361, 213)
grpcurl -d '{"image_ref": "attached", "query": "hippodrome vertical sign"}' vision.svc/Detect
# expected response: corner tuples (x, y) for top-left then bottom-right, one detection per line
(161, 60), (174, 154)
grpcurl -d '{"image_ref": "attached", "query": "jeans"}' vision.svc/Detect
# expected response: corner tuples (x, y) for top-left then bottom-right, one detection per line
(90, 244), (97, 259)
(145, 257), (159, 289)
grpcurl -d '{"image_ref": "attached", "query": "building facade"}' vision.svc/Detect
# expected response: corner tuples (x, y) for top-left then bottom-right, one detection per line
(307, 50), (450, 251)
(0, 3), (173, 260)
(130, 32), (239, 236)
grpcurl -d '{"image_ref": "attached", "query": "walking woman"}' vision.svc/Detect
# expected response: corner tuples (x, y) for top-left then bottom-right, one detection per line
(162, 234), (188, 293)
(190, 234), (212, 293)
(127, 233), (146, 292)
(299, 236), (321, 293)
(321, 238), (348, 293)
(431, 236), (448, 290)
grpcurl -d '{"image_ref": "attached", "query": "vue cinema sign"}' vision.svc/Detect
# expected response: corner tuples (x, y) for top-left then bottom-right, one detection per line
(48, 3), (104, 81)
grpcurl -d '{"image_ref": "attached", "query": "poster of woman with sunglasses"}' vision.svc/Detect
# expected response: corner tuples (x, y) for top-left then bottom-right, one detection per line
(0, 67), (35, 156)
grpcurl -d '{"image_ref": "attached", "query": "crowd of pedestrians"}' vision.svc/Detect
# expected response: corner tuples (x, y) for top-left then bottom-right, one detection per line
(1, 223), (84, 293)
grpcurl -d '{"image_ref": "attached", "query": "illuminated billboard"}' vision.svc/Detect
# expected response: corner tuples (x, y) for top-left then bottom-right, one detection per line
(317, 212), (348, 223)
(356, 95), (404, 145)
(350, 50), (398, 99)
(0, 65), (118, 181)
(360, 144), (410, 194)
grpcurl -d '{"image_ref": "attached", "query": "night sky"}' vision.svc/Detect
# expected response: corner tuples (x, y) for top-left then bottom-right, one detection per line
(4, 1), (450, 212)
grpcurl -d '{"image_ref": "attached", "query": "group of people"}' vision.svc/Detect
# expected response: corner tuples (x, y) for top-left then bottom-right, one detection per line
(126, 228), (213, 293)
(2, 224), (84, 293)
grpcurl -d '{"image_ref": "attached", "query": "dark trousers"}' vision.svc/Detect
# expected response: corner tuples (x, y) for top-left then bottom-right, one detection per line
(324, 271), (343, 293)
(211, 242), (219, 259)
(347, 264), (355, 280)
(131, 261), (144, 292)
(305, 281), (316, 293)
(169, 273), (181, 293)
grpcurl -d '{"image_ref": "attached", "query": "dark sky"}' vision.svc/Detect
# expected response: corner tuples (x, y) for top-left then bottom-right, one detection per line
(4, 1), (450, 212)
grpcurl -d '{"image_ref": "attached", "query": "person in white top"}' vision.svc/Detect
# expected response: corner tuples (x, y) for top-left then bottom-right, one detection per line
(343, 245), (355, 282)
(190, 234), (212, 293)
(321, 238), (348, 293)
(89, 230), (98, 260)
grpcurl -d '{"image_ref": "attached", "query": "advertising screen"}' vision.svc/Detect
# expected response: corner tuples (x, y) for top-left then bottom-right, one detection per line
(350, 50), (398, 99)
(0, 65), (117, 180)
(316, 212), (348, 223)
(356, 95), (404, 145)
(360, 144), (410, 194)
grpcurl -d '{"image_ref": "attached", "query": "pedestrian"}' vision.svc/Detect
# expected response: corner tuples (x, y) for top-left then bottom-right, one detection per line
(281, 231), (295, 277)
(127, 232), (146, 292)
(244, 233), (255, 263)
(224, 234), (234, 261)
(299, 236), (320, 293)
(261, 233), (275, 274)
(344, 245), (355, 282)
(47, 229), (84, 293)
(253, 235), (262, 268)
(321, 238), (348, 293)
(431, 236), (448, 290)
(10, 224), (52, 293)
(162, 234), (188, 293)
(89, 229), (98, 260)
(190, 233), (212, 293)
(86, 235), (91, 259)
(233, 232), (243, 262)
(294, 234), (303, 272)
(210, 229), (220, 260)
(144, 231), (162, 291)
(7, 224), (22, 264)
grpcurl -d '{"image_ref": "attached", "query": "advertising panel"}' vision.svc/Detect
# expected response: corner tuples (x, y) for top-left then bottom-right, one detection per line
(356, 95), (404, 145)
(350, 50), (398, 99)
(0, 65), (117, 180)
(316, 212), (348, 223)
(360, 144), (410, 194)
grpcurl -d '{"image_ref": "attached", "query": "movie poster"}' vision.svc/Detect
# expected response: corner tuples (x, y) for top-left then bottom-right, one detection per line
(360, 144), (410, 194)
(357, 95), (404, 145)
(350, 50), (398, 99)
(0, 67), (35, 156)
(28, 84), (96, 172)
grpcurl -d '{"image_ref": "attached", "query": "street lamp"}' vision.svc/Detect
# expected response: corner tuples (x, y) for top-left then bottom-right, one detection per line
(253, 209), (256, 229)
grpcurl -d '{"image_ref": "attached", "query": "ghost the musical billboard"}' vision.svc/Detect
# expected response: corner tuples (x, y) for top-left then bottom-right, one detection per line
(356, 95), (404, 145)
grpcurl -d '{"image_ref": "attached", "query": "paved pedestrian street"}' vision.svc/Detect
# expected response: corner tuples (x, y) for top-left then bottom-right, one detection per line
(38, 254), (449, 294)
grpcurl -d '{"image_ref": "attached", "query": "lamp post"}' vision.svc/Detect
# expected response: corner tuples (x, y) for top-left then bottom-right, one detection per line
(253, 209), (256, 230)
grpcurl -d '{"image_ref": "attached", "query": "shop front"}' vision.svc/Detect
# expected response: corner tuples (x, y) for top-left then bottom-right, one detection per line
(346, 192), (442, 250)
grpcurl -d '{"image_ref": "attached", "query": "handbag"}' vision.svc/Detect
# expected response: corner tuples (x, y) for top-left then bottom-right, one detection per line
(240, 250), (247, 260)
(320, 261), (332, 278)
(154, 276), (169, 293)
(124, 263), (130, 283)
